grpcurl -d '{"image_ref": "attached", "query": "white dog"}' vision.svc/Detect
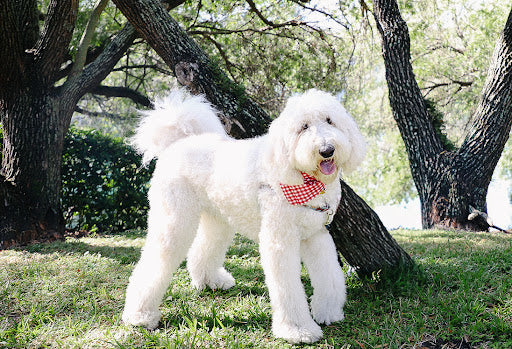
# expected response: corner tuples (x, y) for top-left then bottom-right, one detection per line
(122, 88), (366, 343)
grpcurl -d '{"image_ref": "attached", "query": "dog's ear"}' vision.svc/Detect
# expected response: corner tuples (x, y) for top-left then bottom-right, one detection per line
(340, 116), (366, 174)
(262, 117), (304, 185)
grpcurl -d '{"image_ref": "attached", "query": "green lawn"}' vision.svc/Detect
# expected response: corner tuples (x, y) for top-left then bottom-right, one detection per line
(1, 229), (511, 348)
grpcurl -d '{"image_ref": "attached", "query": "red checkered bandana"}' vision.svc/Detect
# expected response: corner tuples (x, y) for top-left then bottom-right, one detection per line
(280, 172), (325, 205)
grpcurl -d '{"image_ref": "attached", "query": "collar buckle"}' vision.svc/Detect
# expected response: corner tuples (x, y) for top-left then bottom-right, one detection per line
(302, 203), (334, 227)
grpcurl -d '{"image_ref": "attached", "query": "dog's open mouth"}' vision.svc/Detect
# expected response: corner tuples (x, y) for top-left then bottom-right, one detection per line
(319, 159), (336, 175)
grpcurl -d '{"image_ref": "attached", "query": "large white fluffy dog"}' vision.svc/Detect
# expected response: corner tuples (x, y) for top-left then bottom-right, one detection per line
(122, 89), (366, 343)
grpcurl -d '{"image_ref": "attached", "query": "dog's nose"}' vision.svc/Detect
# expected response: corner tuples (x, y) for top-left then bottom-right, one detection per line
(319, 144), (335, 158)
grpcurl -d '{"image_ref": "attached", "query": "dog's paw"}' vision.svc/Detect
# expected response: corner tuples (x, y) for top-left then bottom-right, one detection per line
(273, 321), (323, 344)
(122, 309), (161, 330)
(310, 296), (345, 325)
(192, 267), (235, 290)
(207, 268), (235, 290)
(312, 307), (345, 325)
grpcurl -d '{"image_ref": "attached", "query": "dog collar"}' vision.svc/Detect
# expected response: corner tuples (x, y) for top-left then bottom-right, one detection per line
(303, 203), (335, 227)
(279, 172), (325, 205)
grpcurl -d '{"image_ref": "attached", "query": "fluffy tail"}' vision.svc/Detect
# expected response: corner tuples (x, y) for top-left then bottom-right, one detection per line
(131, 89), (227, 164)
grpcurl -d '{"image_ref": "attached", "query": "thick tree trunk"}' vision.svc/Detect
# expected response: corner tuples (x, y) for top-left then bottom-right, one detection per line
(0, 92), (71, 248)
(333, 182), (413, 277)
(373, 0), (512, 231)
(422, 156), (490, 230)
(113, 0), (414, 276)
(0, 0), (138, 248)
(0, 0), (79, 248)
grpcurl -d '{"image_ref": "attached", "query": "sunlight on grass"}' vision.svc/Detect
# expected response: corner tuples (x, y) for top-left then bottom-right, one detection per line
(1, 230), (511, 348)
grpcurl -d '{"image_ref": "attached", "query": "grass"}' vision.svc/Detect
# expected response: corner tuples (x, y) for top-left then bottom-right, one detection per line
(0, 229), (511, 348)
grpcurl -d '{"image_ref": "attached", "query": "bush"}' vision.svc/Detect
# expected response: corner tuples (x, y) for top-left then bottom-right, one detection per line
(1, 126), (154, 232)
(62, 128), (154, 232)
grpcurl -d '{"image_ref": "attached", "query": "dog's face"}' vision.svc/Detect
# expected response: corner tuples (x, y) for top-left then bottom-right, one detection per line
(292, 112), (348, 184)
(265, 89), (366, 185)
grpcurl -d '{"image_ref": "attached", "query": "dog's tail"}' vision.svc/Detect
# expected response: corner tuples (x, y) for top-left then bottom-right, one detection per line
(131, 89), (227, 164)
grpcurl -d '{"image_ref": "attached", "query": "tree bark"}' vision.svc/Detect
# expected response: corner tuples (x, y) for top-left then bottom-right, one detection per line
(0, 0), (77, 248)
(112, 0), (271, 138)
(373, 0), (512, 231)
(0, 92), (74, 248)
(112, 0), (414, 276)
(0, 1), (139, 248)
(333, 182), (413, 277)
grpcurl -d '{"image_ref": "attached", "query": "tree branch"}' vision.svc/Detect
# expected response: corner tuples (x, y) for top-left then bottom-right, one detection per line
(373, 0), (444, 190)
(56, 45), (106, 81)
(74, 106), (127, 120)
(112, 63), (172, 75)
(34, 0), (78, 84)
(245, 0), (275, 26)
(459, 7), (512, 181)
(428, 43), (465, 55)
(421, 79), (474, 96)
(201, 34), (240, 82)
(61, 24), (138, 107)
(0, 0), (39, 92)
(112, 0), (271, 138)
(69, 0), (110, 78)
(187, 21), (305, 36)
(290, 0), (350, 31)
(60, 0), (186, 112)
(91, 85), (153, 107)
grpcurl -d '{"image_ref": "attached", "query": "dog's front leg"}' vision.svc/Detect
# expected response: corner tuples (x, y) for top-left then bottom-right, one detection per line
(259, 215), (322, 344)
(301, 231), (346, 325)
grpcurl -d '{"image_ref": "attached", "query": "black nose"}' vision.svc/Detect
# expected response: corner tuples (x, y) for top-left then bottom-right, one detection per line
(319, 144), (335, 158)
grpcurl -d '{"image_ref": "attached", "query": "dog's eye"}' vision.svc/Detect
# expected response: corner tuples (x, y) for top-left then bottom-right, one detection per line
(301, 123), (309, 132)
(326, 117), (333, 125)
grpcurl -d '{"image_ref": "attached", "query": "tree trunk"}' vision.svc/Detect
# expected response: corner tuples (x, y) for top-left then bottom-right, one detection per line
(420, 155), (489, 231)
(0, 0), (78, 248)
(112, 0), (414, 276)
(0, 92), (71, 248)
(0, 0), (138, 248)
(111, 0), (271, 139)
(373, 0), (512, 231)
(333, 182), (413, 277)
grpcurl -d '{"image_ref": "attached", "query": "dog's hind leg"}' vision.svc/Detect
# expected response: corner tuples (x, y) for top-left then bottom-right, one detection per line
(301, 231), (346, 325)
(122, 184), (200, 329)
(187, 213), (236, 290)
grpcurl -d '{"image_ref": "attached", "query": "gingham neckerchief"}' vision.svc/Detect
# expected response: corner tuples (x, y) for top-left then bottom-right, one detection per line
(280, 172), (325, 205)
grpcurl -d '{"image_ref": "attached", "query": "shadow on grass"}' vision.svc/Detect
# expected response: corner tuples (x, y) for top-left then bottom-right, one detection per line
(16, 230), (145, 264)
(344, 236), (512, 342)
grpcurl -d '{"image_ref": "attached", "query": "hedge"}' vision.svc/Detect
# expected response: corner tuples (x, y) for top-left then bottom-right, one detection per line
(0, 127), (154, 233)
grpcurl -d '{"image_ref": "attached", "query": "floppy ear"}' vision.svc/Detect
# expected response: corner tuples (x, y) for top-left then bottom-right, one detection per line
(340, 117), (366, 174)
(262, 116), (304, 185)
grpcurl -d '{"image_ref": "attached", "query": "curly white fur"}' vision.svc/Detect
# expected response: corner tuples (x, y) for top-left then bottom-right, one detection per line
(122, 88), (366, 343)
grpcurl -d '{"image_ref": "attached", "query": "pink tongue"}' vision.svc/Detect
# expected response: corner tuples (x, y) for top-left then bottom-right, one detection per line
(320, 160), (336, 175)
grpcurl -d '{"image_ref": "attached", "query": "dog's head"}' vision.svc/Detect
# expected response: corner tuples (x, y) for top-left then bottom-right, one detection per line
(264, 89), (366, 185)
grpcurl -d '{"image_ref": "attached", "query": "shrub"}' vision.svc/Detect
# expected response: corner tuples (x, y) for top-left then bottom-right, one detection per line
(62, 128), (154, 232)
(0, 127), (154, 232)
